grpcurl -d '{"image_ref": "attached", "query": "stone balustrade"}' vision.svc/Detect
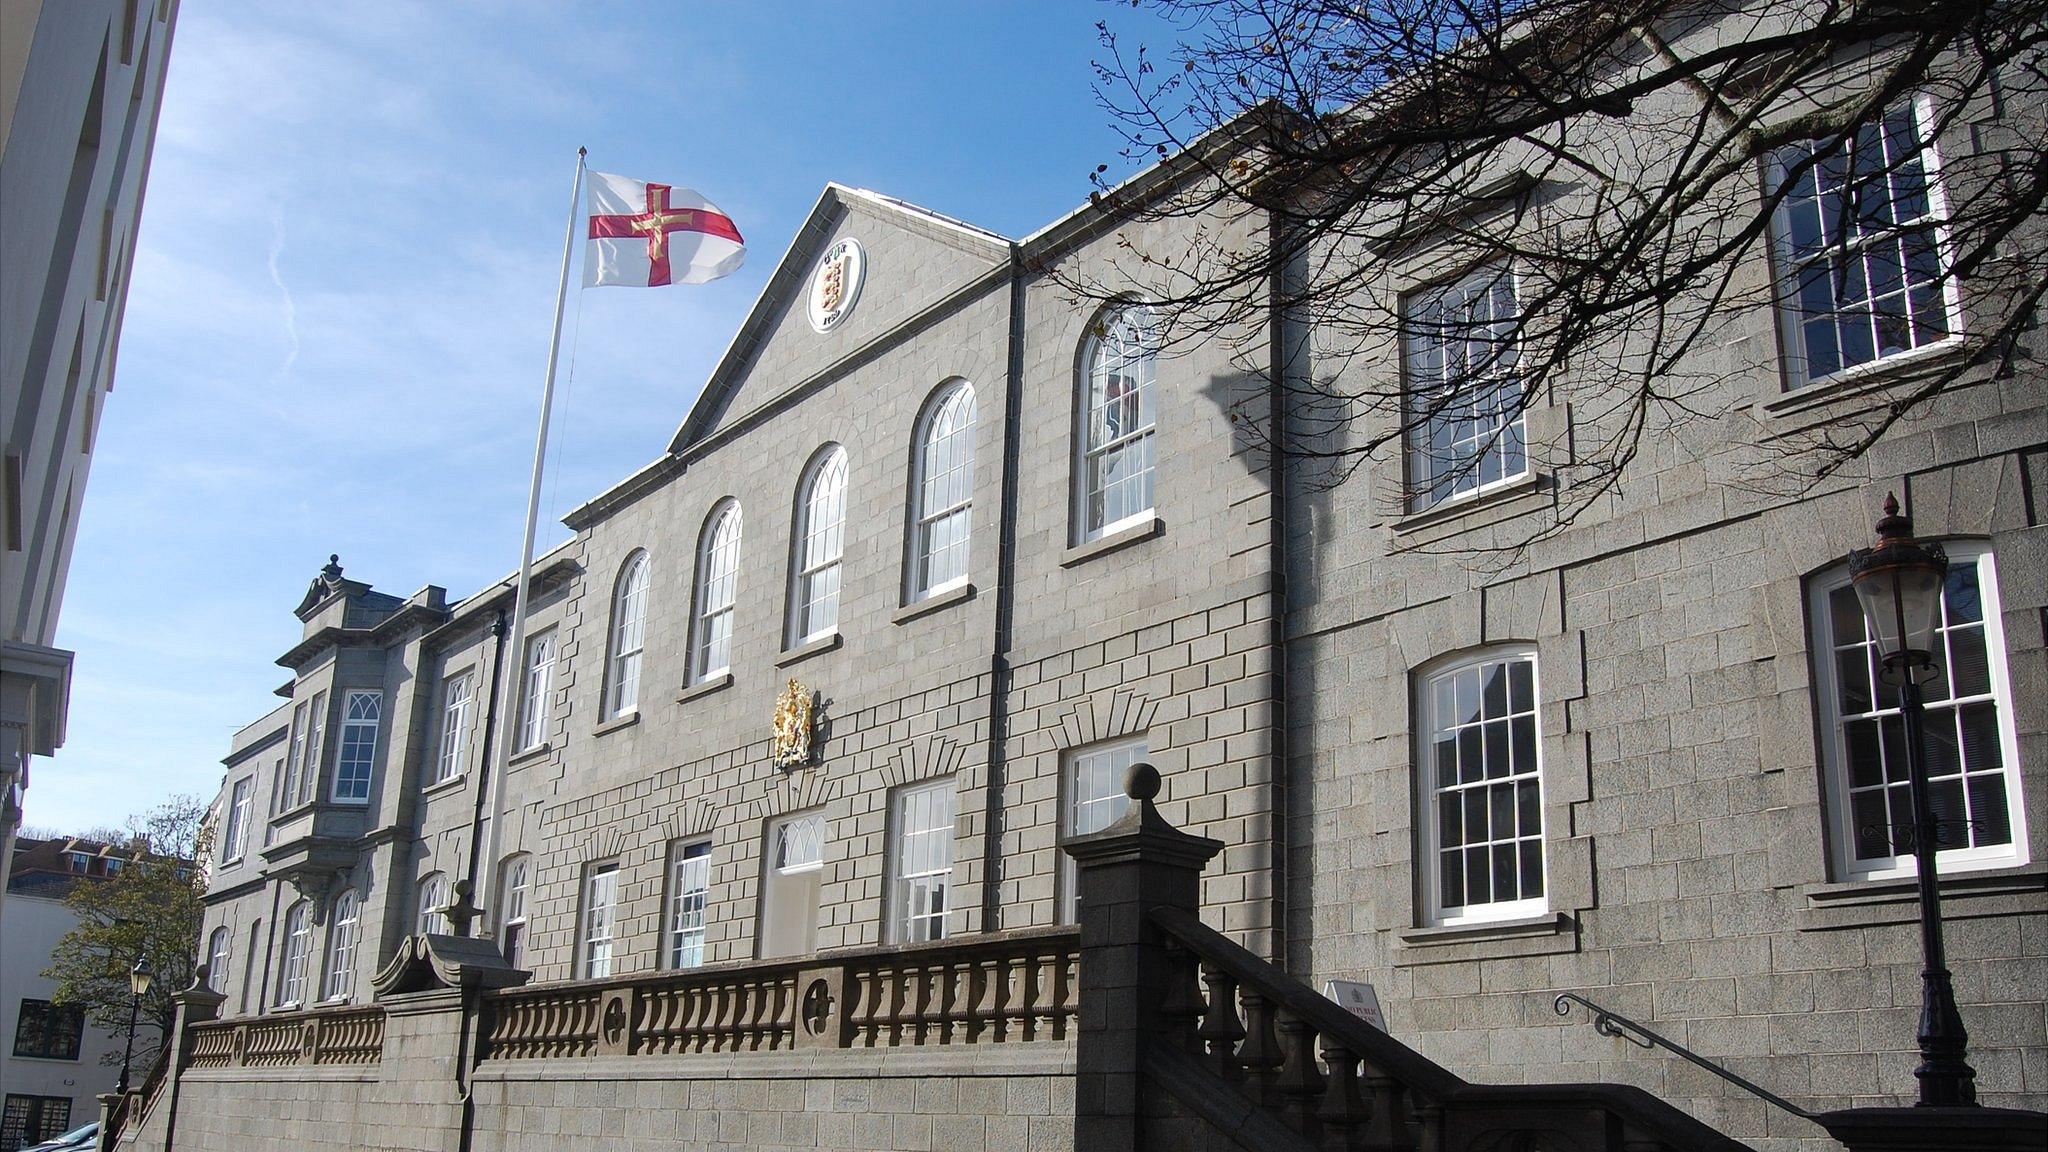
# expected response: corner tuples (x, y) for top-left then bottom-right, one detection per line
(183, 1004), (386, 1070)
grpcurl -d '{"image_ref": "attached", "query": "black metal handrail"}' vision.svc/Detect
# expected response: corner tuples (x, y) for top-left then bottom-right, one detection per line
(1553, 992), (1815, 1120)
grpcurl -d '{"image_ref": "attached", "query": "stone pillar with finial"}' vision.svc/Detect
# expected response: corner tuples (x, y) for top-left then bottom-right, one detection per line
(1064, 762), (1222, 1152)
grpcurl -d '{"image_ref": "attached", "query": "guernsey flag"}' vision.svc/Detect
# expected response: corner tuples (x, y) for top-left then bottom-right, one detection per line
(584, 171), (745, 288)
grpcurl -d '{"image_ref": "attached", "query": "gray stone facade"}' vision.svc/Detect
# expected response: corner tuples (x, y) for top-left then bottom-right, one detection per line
(189, 67), (2044, 1152)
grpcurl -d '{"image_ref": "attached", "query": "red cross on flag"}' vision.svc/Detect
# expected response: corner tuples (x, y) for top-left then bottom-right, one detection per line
(584, 171), (745, 288)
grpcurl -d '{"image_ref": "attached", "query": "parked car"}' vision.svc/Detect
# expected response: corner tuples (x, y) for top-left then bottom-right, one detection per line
(22, 1120), (99, 1152)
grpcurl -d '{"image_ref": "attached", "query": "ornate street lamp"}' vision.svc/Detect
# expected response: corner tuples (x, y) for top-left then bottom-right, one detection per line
(116, 955), (154, 1096)
(1846, 494), (1975, 1107)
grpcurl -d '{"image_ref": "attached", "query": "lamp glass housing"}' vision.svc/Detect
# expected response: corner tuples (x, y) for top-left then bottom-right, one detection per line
(1849, 543), (1947, 686)
(129, 956), (154, 998)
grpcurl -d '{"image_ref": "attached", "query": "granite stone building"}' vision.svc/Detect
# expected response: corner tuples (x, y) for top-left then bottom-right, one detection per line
(156, 19), (2045, 1152)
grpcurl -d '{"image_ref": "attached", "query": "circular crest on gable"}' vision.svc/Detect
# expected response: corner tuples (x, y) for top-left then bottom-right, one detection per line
(806, 237), (867, 334)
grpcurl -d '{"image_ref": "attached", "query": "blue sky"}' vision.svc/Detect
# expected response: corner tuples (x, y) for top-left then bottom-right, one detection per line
(38, 0), (1184, 833)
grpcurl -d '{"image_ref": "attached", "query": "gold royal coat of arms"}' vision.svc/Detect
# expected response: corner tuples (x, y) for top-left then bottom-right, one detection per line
(771, 678), (815, 768)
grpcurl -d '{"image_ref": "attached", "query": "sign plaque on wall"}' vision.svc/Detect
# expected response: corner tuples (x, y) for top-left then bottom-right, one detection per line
(1323, 980), (1388, 1033)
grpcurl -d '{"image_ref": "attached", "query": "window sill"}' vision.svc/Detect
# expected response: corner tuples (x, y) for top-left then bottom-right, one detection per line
(894, 582), (975, 625)
(10, 1053), (83, 1063)
(776, 631), (842, 667)
(676, 673), (732, 705)
(1758, 338), (1968, 422)
(1061, 516), (1164, 568)
(1392, 471), (1544, 536)
(1797, 862), (2045, 932)
(507, 742), (552, 767)
(419, 774), (467, 799)
(593, 711), (641, 737)
(1394, 912), (1576, 965)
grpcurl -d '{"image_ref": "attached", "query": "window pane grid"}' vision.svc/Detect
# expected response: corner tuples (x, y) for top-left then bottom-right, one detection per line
(795, 450), (848, 642)
(915, 385), (976, 596)
(434, 673), (475, 785)
(1427, 656), (1543, 920)
(1060, 741), (1141, 922)
(417, 873), (449, 936)
(301, 691), (326, 806)
(323, 890), (359, 1001)
(279, 902), (311, 1005)
(1826, 561), (2013, 866)
(519, 632), (554, 750)
(282, 703), (308, 811)
(608, 557), (648, 717)
(223, 777), (252, 860)
(502, 857), (530, 969)
(696, 507), (742, 679)
(584, 866), (618, 978)
(1083, 309), (1157, 537)
(1777, 99), (1953, 384)
(1405, 268), (1525, 510)
(891, 782), (956, 943)
(668, 841), (711, 969)
(334, 691), (380, 802)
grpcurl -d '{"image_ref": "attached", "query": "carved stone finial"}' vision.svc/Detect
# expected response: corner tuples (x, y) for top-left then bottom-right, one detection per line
(441, 879), (480, 937)
(320, 554), (344, 585)
(1125, 762), (1161, 802)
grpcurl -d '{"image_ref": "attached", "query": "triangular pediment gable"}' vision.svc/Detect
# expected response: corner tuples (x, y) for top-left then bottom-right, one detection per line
(667, 184), (1011, 455)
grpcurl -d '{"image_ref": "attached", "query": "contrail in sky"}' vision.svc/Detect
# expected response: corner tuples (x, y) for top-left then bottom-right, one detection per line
(268, 204), (299, 383)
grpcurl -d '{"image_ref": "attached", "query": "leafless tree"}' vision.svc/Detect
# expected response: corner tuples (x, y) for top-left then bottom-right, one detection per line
(1075, 0), (2046, 544)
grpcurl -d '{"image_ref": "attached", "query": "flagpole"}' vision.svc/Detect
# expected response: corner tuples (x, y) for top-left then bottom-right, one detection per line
(474, 146), (586, 941)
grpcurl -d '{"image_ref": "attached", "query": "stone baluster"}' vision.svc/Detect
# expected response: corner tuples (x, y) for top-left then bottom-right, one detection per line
(1360, 1068), (1412, 1152)
(1316, 1037), (1369, 1151)
(1238, 987), (1286, 1105)
(1033, 953), (1061, 1040)
(1159, 942), (1206, 1051)
(1412, 1102), (1443, 1152)
(1198, 962), (1248, 1080)
(1274, 1010), (1327, 1139)
(746, 977), (770, 1050)
(970, 956), (1000, 1043)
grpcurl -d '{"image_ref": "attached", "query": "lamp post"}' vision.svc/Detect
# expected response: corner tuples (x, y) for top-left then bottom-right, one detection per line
(1845, 494), (1975, 1107)
(115, 955), (153, 1097)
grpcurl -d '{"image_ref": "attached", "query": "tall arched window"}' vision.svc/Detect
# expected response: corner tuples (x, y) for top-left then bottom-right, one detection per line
(605, 551), (650, 718)
(277, 900), (312, 1006)
(692, 501), (743, 682)
(790, 447), (848, 645)
(1077, 306), (1158, 541)
(322, 889), (360, 1002)
(499, 854), (532, 968)
(204, 927), (231, 995)
(910, 382), (975, 599)
(416, 871), (449, 936)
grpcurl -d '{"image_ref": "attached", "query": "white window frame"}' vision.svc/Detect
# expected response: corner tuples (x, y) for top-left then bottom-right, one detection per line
(692, 502), (743, 682)
(758, 810), (825, 960)
(221, 777), (252, 862)
(322, 889), (359, 1002)
(909, 381), (976, 600)
(606, 554), (649, 719)
(1059, 738), (1143, 923)
(888, 779), (957, 944)
(332, 690), (380, 803)
(1769, 93), (1963, 392)
(282, 702), (309, 810)
(789, 446), (848, 646)
(499, 855), (531, 968)
(1402, 264), (1526, 512)
(581, 862), (620, 979)
(518, 629), (556, 750)
(666, 839), (712, 969)
(1417, 649), (1547, 927)
(300, 690), (327, 806)
(277, 900), (312, 1007)
(1076, 306), (1159, 542)
(1810, 543), (2027, 881)
(205, 927), (231, 994)
(416, 872), (449, 937)
(432, 671), (476, 786)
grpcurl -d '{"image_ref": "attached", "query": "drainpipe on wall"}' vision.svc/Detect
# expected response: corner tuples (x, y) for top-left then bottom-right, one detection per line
(462, 610), (511, 920)
(979, 246), (1028, 933)
(1265, 210), (1300, 968)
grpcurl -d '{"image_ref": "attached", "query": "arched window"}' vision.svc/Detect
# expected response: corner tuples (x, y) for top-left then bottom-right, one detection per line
(204, 927), (231, 994)
(277, 901), (312, 1006)
(499, 854), (532, 968)
(1077, 306), (1158, 541)
(910, 382), (975, 599)
(692, 501), (743, 681)
(605, 552), (650, 718)
(416, 871), (449, 936)
(322, 889), (360, 1002)
(790, 447), (848, 644)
